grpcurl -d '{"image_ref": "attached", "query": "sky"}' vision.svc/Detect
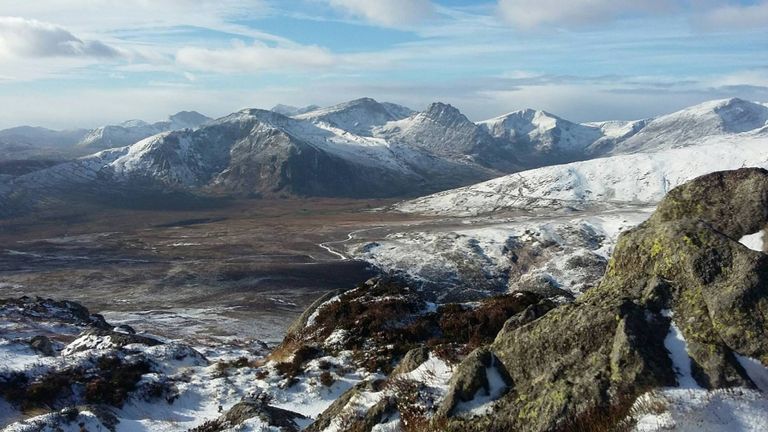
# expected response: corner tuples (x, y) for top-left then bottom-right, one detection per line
(0, 0), (766, 129)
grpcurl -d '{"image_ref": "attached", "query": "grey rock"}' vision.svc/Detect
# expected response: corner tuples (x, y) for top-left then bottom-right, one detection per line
(391, 346), (431, 377)
(437, 348), (512, 418)
(29, 335), (55, 356)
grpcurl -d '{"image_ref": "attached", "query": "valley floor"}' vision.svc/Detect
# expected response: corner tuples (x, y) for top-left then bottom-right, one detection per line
(0, 198), (415, 347)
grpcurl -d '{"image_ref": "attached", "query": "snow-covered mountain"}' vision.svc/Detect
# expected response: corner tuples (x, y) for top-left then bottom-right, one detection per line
(377, 102), (523, 172)
(396, 97), (768, 216)
(604, 98), (768, 154)
(295, 97), (414, 136)
(0, 126), (88, 161)
(478, 109), (604, 166)
(4, 97), (768, 215)
(76, 111), (211, 150)
(2, 105), (500, 212)
(397, 130), (768, 216)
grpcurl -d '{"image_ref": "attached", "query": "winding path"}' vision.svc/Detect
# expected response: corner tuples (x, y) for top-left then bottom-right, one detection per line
(317, 227), (384, 260)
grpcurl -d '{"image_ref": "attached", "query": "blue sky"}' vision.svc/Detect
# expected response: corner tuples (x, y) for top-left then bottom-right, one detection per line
(0, 0), (766, 129)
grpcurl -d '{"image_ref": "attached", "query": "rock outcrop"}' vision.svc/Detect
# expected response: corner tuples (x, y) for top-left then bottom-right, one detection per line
(314, 168), (768, 432)
(437, 168), (768, 431)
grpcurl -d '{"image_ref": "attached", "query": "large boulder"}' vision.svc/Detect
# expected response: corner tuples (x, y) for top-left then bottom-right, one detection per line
(437, 168), (768, 431)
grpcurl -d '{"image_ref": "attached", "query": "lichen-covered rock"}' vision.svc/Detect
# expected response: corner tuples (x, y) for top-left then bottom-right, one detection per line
(650, 167), (768, 239)
(497, 298), (557, 335)
(436, 168), (768, 432)
(510, 273), (574, 300)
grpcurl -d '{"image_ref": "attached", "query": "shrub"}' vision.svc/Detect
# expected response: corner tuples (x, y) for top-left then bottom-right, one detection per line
(275, 345), (321, 379)
(319, 371), (335, 387)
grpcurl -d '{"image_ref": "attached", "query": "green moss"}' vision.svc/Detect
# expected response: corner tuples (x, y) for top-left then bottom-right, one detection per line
(650, 239), (663, 258)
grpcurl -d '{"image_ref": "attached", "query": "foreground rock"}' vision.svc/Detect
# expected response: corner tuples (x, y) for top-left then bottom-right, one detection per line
(308, 168), (768, 431)
(439, 168), (768, 431)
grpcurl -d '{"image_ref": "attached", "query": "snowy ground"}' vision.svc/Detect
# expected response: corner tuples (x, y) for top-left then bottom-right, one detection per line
(631, 310), (768, 431)
(0, 298), (373, 432)
(347, 206), (654, 299)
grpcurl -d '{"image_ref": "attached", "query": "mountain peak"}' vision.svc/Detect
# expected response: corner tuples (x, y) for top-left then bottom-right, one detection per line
(346, 97), (379, 106)
(418, 102), (474, 128)
(424, 102), (460, 116)
(119, 119), (150, 128)
(487, 108), (562, 125)
(168, 111), (211, 130)
(270, 104), (321, 116)
(295, 98), (413, 136)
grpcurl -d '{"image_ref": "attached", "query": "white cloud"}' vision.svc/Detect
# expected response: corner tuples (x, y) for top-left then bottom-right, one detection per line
(695, 1), (768, 31)
(176, 40), (336, 73)
(328, 0), (434, 27)
(0, 17), (120, 59)
(0, 1), (268, 37)
(497, 0), (676, 29)
(705, 69), (768, 89)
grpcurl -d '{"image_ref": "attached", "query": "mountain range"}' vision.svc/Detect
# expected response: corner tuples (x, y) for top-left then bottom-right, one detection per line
(0, 111), (211, 165)
(1, 97), (767, 215)
(398, 98), (768, 216)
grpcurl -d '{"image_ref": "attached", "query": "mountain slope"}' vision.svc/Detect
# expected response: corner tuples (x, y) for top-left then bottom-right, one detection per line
(478, 109), (604, 166)
(606, 98), (768, 154)
(378, 102), (522, 172)
(0, 126), (89, 161)
(397, 132), (768, 216)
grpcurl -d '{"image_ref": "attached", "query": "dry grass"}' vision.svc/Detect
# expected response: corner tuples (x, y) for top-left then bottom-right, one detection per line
(554, 390), (663, 432)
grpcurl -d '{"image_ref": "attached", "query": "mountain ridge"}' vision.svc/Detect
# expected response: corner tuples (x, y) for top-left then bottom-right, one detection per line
(2, 97), (767, 216)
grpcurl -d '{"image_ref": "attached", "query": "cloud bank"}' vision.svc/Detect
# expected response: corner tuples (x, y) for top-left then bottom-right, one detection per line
(0, 17), (120, 59)
(176, 41), (336, 73)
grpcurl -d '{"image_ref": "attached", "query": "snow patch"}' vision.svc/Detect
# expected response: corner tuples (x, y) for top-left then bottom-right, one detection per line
(632, 388), (768, 432)
(662, 310), (701, 389)
(735, 354), (768, 393)
(740, 231), (764, 252)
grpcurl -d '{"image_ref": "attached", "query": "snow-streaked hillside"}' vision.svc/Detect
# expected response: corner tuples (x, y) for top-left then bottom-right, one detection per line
(349, 207), (653, 300)
(76, 111), (211, 150)
(608, 98), (768, 154)
(397, 132), (768, 216)
(478, 109), (603, 165)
